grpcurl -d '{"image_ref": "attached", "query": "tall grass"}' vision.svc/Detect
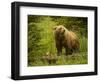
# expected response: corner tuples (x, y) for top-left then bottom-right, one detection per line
(80, 37), (88, 52)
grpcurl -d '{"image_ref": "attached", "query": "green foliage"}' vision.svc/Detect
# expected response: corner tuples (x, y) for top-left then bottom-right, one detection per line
(79, 37), (88, 52)
(28, 15), (88, 66)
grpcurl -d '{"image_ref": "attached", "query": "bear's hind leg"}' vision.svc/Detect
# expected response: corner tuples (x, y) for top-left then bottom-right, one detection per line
(69, 49), (73, 55)
(65, 48), (73, 55)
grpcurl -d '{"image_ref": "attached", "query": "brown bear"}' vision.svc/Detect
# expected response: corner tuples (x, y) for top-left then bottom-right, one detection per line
(53, 25), (79, 56)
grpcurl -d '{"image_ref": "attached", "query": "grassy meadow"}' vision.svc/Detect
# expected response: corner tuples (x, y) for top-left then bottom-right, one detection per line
(28, 15), (88, 66)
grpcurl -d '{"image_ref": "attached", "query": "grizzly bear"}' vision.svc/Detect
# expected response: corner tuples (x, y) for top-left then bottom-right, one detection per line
(53, 25), (79, 56)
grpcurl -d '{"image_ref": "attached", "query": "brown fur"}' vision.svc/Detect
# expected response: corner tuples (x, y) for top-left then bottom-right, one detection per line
(53, 25), (79, 56)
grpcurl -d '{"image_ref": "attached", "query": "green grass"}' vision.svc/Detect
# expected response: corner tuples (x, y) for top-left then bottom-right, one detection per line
(28, 52), (88, 66)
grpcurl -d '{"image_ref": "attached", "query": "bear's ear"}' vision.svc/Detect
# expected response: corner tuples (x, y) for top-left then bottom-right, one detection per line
(53, 26), (57, 30)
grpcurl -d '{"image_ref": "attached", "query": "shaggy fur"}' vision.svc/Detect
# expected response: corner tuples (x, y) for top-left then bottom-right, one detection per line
(53, 25), (79, 56)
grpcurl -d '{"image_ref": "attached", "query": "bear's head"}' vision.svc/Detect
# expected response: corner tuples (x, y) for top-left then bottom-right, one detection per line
(53, 25), (66, 36)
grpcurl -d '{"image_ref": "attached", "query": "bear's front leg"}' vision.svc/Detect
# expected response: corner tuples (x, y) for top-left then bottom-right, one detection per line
(56, 45), (62, 56)
(55, 40), (62, 56)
